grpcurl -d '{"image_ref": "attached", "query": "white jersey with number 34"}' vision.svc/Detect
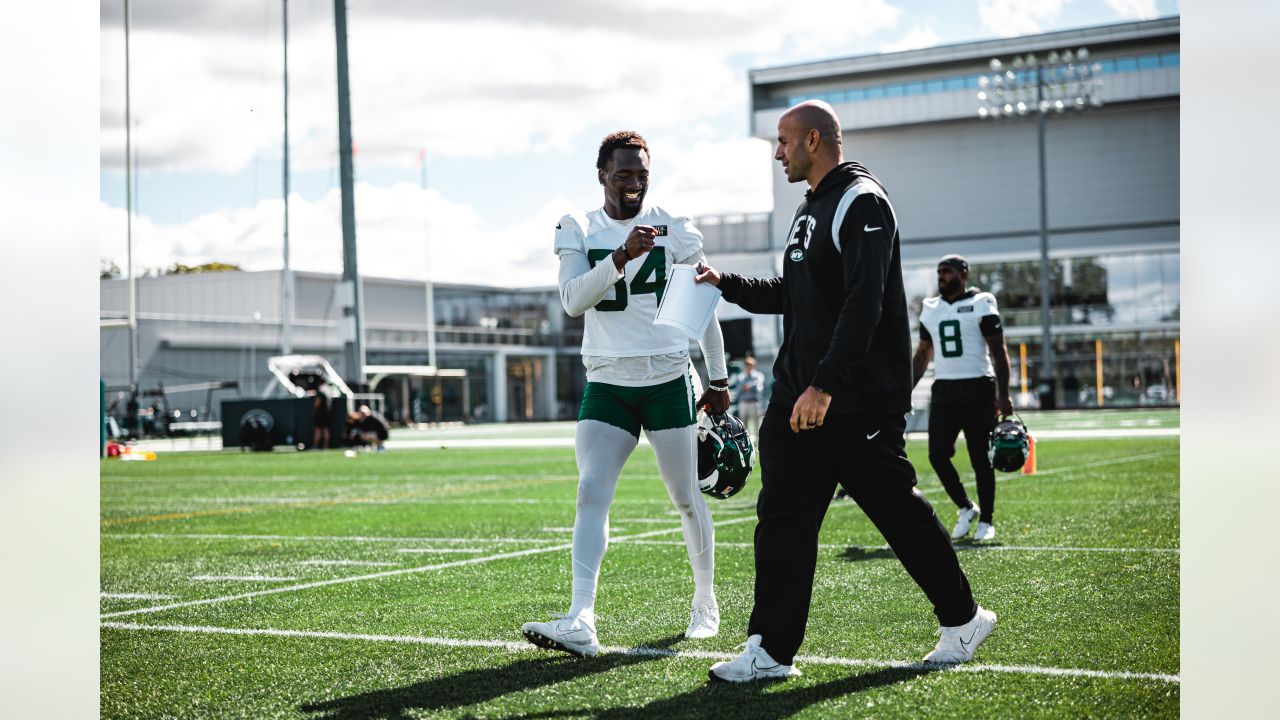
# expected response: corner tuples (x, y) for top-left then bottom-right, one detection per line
(919, 291), (999, 380)
(554, 206), (703, 358)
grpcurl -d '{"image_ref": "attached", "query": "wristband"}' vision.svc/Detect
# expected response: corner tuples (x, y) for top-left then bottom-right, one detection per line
(708, 384), (729, 392)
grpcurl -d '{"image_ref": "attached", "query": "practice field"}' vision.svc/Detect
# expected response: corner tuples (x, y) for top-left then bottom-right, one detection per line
(101, 428), (1179, 718)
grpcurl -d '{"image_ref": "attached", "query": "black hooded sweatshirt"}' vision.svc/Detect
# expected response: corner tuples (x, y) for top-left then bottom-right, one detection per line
(717, 161), (912, 416)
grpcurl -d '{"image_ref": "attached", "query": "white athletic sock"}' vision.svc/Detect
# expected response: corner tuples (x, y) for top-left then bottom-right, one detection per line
(568, 420), (637, 618)
(647, 424), (716, 605)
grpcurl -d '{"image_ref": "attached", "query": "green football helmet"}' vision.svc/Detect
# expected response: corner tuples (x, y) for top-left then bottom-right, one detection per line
(988, 416), (1030, 472)
(697, 412), (754, 500)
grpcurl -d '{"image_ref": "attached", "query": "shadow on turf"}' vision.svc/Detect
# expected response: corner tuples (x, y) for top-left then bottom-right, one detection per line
(838, 545), (898, 562)
(299, 634), (684, 720)
(500, 664), (940, 720)
(952, 540), (1004, 552)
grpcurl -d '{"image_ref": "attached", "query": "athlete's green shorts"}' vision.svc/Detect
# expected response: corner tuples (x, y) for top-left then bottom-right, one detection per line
(578, 375), (696, 437)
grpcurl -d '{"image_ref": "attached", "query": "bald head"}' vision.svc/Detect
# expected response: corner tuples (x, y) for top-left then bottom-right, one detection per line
(784, 100), (842, 147)
(775, 99), (843, 188)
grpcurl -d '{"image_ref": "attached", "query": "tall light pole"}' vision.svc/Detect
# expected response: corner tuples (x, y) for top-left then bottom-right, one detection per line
(334, 0), (364, 385)
(978, 48), (1103, 409)
(281, 0), (294, 355)
(124, 0), (137, 391)
(419, 150), (437, 371)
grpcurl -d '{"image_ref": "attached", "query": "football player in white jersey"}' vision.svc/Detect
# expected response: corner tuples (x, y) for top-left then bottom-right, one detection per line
(521, 131), (730, 657)
(913, 255), (1014, 542)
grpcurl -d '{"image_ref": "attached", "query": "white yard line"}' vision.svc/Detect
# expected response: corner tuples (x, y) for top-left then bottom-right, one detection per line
(906, 450), (1177, 502)
(101, 533), (562, 545)
(99, 516), (758, 620)
(117, 424), (1177, 455)
(101, 592), (175, 600)
(395, 548), (484, 554)
(190, 575), (298, 582)
(620, 540), (1178, 554)
(297, 560), (400, 567)
(99, 621), (1179, 684)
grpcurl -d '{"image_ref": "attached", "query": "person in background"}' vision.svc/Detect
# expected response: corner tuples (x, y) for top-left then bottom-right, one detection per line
(912, 254), (1013, 542)
(734, 355), (766, 436)
(310, 389), (331, 450)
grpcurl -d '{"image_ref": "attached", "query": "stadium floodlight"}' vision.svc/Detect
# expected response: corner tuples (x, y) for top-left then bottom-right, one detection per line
(975, 47), (1105, 409)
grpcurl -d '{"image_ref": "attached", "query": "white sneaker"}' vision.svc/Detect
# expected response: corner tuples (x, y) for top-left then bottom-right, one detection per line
(708, 635), (801, 683)
(521, 612), (599, 657)
(923, 606), (997, 663)
(973, 522), (996, 541)
(686, 605), (720, 639)
(951, 504), (980, 539)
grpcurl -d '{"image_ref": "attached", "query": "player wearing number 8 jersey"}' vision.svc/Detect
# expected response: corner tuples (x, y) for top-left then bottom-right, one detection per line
(520, 131), (730, 657)
(913, 255), (1014, 542)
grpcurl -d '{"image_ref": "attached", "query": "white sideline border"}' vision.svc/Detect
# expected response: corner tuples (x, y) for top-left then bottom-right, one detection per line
(622, 540), (1180, 554)
(102, 533), (564, 544)
(102, 533), (1178, 554)
(99, 621), (1180, 685)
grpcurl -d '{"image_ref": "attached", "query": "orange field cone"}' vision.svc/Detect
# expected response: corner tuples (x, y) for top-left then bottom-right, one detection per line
(1022, 435), (1037, 475)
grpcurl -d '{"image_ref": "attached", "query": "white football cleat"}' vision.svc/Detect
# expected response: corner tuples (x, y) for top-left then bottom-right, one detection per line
(951, 504), (980, 539)
(685, 605), (720, 639)
(708, 635), (801, 683)
(973, 522), (996, 541)
(923, 606), (997, 663)
(521, 612), (599, 657)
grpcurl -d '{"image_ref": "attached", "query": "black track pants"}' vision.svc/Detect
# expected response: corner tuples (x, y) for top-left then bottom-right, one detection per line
(746, 402), (977, 665)
(928, 379), (997, 523)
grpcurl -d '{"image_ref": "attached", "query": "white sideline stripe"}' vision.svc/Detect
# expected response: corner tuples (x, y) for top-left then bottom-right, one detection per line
(904, 450), (1176, 502)
(191, 575), (298, 582)
(102, 533), (561, 545)
(298, 560), (400, 567)
(99, 516), (758, 620)
(109, 497), (577, 507)
(99, 622), (1179, 684)
(388, 438), (583, 449)
(395, 548), (483, 554)
(621, 540), (1179, 554)
(101, 592), (175, 600)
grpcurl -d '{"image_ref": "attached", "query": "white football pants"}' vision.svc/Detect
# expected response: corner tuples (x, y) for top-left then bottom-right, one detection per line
(569, 419), (715, 617)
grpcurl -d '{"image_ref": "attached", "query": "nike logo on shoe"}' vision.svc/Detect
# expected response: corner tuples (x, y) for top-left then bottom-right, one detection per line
(751, 658), (782, 674)
(864, 225), (882, 232)
(866, 430), (880, 440)
(958, 627), (979, 651)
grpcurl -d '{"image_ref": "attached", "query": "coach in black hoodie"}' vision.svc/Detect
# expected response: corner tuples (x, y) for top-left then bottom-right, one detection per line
(700, 101), (996, 683)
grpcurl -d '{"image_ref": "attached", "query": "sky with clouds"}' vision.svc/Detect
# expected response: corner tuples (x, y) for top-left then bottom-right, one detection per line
(99, 0), (1177, 287)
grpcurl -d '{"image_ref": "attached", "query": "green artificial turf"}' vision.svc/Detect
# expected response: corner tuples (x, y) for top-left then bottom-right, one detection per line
(101, 429), (1179, 719)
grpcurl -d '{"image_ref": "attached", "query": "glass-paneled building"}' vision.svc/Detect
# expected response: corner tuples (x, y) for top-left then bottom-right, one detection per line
(735, 16), (1180, 408)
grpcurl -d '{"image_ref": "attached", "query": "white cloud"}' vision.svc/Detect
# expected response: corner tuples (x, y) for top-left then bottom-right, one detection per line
(100, 0), (903, 173)
(99, 133), (775, 287)
(646, 136), (775, 217)
(977, 0), (1071, 38)
(100, 185), (562, 288)
(1104, 0), (1159, 20)
(881, 25), (941, 53)
(98, 0), (902, 286)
